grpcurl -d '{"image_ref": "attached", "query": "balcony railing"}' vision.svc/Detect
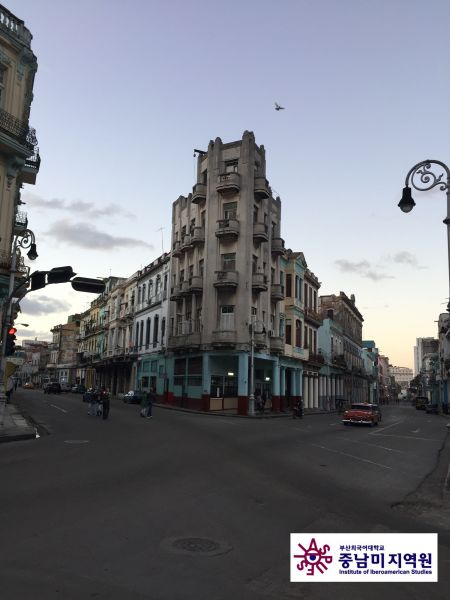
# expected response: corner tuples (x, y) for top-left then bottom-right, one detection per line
(254, 176), (271, 200)
(192, 182), (207, 204)
(253, 222), (268, 243)
(304, 307), (323, 326)
(191, 226), (205, 245)
(215, 218), (240, 239)
(213, 270), (238, 289)
(269, 336), (284, 354)
(211, 330), (237, 347)
(22, 149), (41, 184)
(270, 284), (284, 302)
(188, 275), (203, 294)
(0, 107), (37, 149)
(0, 6), (33, 45)
(271, 237), (285, 256)
(172, 240), (182, 258)
(252, 272), (268, 292)
(308, 352), (325, 366)
(216, 172), (240, 195)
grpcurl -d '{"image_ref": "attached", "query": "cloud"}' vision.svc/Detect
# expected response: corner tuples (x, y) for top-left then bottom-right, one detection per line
(334, 259), (394, 281)
(20, 295), (72, 316)
(45, 220), (153, 250)
(390, 251), (426, 269)
(24, 192), (135, 219)
(16, 329), (52, 340)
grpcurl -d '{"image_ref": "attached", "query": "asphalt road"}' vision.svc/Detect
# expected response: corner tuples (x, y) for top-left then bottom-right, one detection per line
(1, 391), (449, 599)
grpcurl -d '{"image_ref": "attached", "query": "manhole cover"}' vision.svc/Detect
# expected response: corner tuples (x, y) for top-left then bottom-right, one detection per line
(161, 536), (232, 556)
(64, 439), (90, 444)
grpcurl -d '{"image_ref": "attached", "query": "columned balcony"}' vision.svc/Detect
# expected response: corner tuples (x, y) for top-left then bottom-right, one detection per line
(213, 270), (238, 289)
(22, 149), (41, 184)
(170, 285), (182, 300)
(215, 218), (240, 240)
(192, 182), (207, 204)
(216, 172), (240, 195)
(270, 284), (284, 302)
(191, 226), (205, 246)
(211, 330), (237, 347)
(181, 280), (190, 295)
(254, 176), (271, 200)
(188, 275), (203, 294)
(269, 336), (284, 354)
(172, 240), (182, 258)
(308, 352), (325, 367)
(253, 222), (268, 243)
(181, 235), (193, 252)
(271, 237), (285, 256)
(252, 272), (268, 292)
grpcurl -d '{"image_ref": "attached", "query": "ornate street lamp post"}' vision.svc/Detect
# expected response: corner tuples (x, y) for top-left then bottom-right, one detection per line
(399, 159), (450, 312)
(1, 228), (38, 377)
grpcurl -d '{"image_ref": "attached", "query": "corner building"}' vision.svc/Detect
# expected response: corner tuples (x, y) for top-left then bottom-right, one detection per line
(167, 131), (286, 413)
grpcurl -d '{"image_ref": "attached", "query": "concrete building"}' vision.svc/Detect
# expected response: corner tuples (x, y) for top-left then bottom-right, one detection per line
(414, 337), (438, 376)
(389, 365), (413, 391)
(0, 4), (40, 369)
(319, 292), (367, 404)
(318, 312), (346, 410)
(134, 253), (170, 397)
(362, 340), (379, 403)
(47, 316), (81, 385)
(167, 131), (286, 413)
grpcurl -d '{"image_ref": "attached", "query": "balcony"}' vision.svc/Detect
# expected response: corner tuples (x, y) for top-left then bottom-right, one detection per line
(170, 285), (182, 300)
(215, 218), (240, 240)
(191, 226), (205, 246)
(172, 240), (182, 258)
(270, 284), (284, 302)
(216, 172), (240, 195)
(254, 332), (268, 349)
(13, 211), (28, 234)
(0, 6), (33, 46)
(253, 222), (268, 243)
(252, 272), (268, 292)
(0, 107), (37, 151)
(188, 275), (203, 294)
(22, 149), (41, 184)
(212, 330), (237, 347)
(213, 270), (238, 290)
(271, 237), (285, 256)
(308, 352), (325, 367)
(192, 182), (207, 204)
(304, 307), (323, 326)
(269, 336), (284, 354)
(254, 176), (271, 200)
(181, 235), (193, 252)
(181, 280), (190, 295)
(332, 354), (347, 369)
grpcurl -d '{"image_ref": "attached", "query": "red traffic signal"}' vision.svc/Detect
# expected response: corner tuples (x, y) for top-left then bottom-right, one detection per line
(8, 327), (17, 335)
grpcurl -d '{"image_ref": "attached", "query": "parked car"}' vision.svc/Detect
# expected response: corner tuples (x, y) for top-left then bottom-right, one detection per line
(415, 396), (429, 410)
(60, 382), (72, 392)
(123, 390), (145, 404)
(425, 402), (439, 414)
(43, 382), (62, 394)
(342, 403), (380, 426)
(23, 382), (35, 389)
(72, 384), (87, 394)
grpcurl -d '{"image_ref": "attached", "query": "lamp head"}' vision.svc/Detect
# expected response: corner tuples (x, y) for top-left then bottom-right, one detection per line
(27, 243), (38, 260)
(398, 186), (416, 213)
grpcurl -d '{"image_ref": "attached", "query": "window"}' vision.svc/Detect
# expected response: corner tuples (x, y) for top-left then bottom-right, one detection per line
(223, 202), (237, 220)
(181, 225), (186, 237)
(225, 160), (238, 173)
(201, 211), (206, 227)
(153, 315), (159, 345)
(222, 253), (236, 271)
(252, 255), (258, 274)
(189, 264), (194, 278)
(202, 169), (207, 184)
(313, 330), (317, 353)
(145, 318), (151, 348)
(253, 207), (258, 223)
(286, 274), (292, 297)
(304, 283), (308, 308)
(142, 284), (146, 302)
(139, 321), (144, 348)
(180, 269), (185, 283)
(164, 274), (168, 291)
(285, 319), (292, 345)
(199, 259), (204, 276)
(161, 318), (166, 344)
(0, 66), (6, 107)
(138, 287), (141, 304)
(295, 319), (302, 347)
(190, 218), (196, 234)
(156, 276), (161, 294)
(220, 305), (235, 330)
(304, 325), (308, 348)
(313, 290), (317, 311)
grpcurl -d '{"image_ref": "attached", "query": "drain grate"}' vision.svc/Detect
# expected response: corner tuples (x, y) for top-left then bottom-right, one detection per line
(161, 536), (232, 557)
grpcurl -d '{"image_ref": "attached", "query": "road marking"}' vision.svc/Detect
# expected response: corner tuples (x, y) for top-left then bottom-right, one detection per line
(50, 404), (67, 413)
(411, 428), (420, 433)
(370, 433), (437, 442)
(338, 436), (406, 454)
(370, 420), (404, 435)
(311, 443), (392, 470)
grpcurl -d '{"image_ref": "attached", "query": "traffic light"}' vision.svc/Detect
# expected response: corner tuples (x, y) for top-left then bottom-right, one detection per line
(47, 266), (76, 284)
(30, 270), (47, 291)
(71, 277), (105, 294)
(5, 327), (17, 356)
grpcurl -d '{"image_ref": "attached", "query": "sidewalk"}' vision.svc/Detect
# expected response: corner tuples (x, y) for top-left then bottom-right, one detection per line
(153, 402), (334, 418)
(0, 399), (36, 443)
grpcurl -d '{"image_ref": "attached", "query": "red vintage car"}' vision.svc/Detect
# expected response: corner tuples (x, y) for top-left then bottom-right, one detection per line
(342, 403), (380, 427)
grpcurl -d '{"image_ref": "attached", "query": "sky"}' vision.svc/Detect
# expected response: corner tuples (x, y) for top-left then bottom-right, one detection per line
(7, 0), (450, 369)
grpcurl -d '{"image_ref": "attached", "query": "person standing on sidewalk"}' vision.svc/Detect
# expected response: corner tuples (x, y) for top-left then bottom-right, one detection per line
(5, 375), (14, 403)
(145, 386), (156, 418)
(100, 387), (110, 420)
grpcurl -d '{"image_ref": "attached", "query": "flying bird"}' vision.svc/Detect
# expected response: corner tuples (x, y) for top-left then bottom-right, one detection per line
(274, 102), (285, 111)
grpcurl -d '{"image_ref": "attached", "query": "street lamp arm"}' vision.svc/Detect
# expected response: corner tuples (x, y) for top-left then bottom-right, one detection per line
(404, 159), (450, 192)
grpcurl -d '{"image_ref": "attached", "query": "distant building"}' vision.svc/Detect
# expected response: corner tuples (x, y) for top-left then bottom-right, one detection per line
(414, 337), (438, 375)
(389, 365), (413, 391)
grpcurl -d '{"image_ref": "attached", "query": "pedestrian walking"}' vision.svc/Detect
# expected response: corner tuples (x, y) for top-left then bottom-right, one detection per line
(146, 386), (156, 418)
(254, 388), (262, 414)
(261, 389), (269, 413)
(87, 388), (99, 416)
(293, 398), (303, 419)
(99, 387), (110, 420)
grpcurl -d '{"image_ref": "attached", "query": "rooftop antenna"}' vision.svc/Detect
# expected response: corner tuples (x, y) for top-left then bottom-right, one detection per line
(156, 227), (165, 254)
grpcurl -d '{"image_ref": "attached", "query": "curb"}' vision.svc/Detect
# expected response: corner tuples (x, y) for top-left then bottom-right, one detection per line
(153, 403), (336, 419)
